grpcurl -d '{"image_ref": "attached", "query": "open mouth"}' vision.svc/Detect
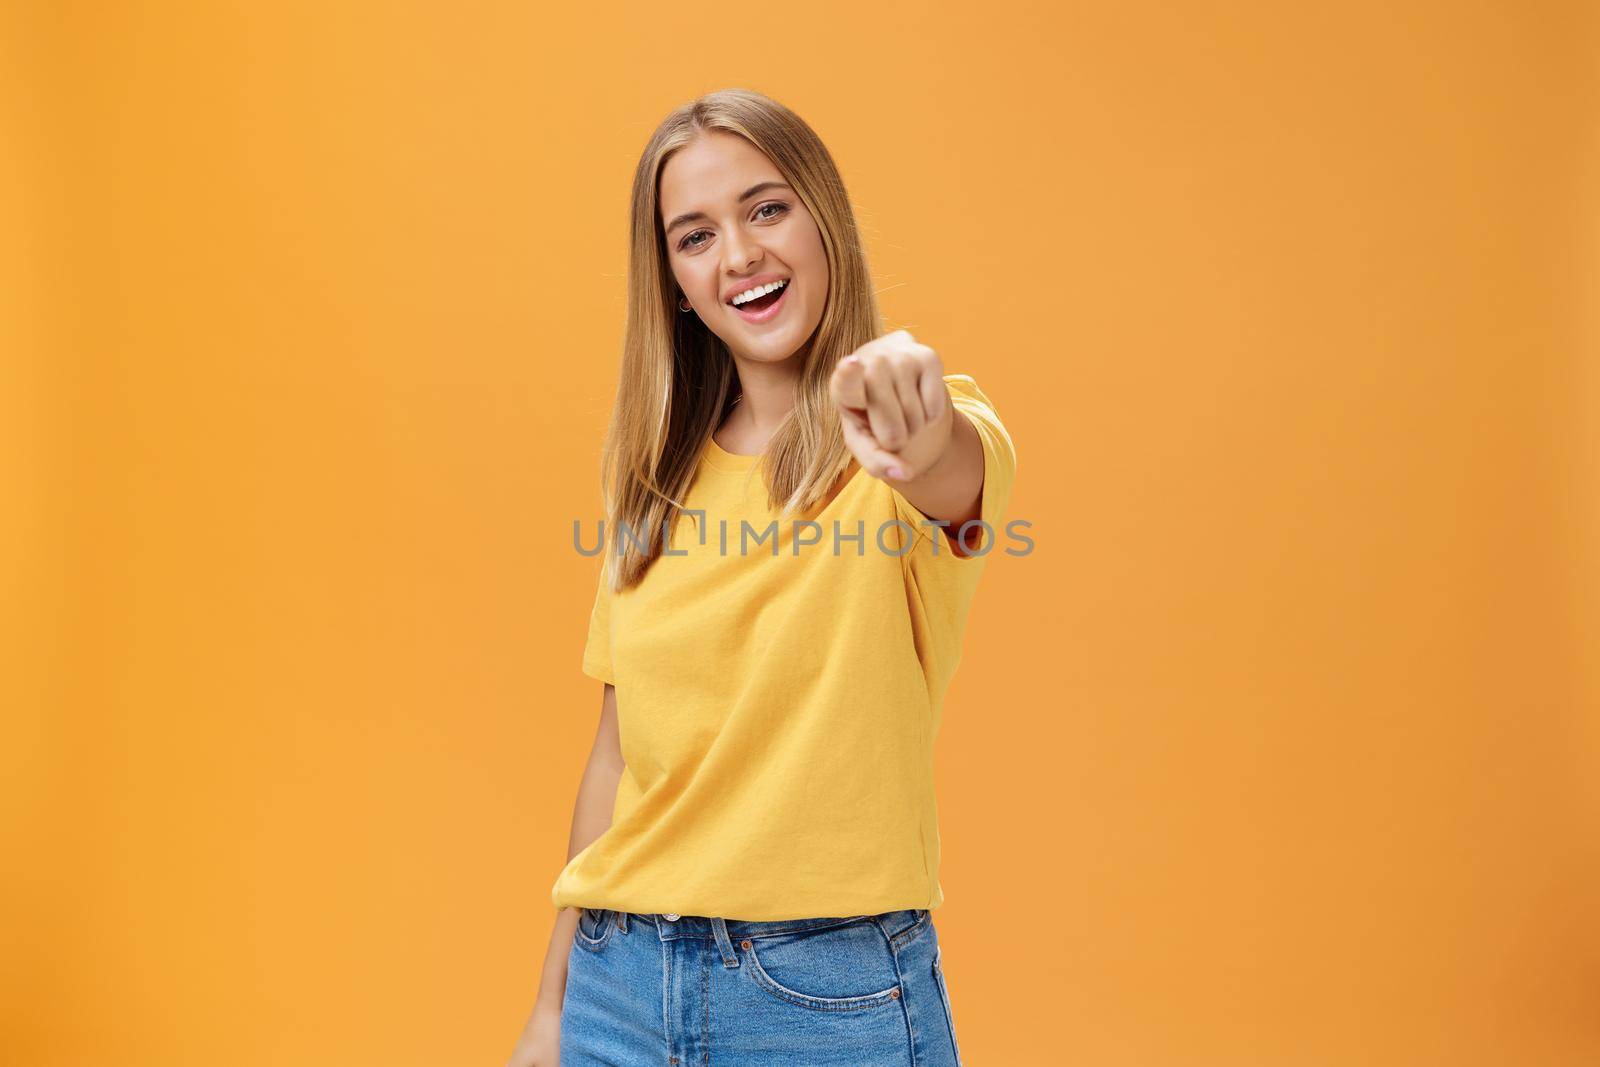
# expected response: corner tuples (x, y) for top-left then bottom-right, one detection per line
(729, 279), (790, 322)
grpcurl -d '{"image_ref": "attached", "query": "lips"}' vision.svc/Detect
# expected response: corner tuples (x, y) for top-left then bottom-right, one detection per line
(729, 279), (791, 324)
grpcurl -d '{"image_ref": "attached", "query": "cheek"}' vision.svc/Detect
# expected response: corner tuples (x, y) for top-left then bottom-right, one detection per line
(675, 261), (716, 298)
(803, 246), (829, 306)
(788, 224), (828, 293)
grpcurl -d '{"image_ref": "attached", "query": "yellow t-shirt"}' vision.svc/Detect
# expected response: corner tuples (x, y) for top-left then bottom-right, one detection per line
(549, 374), (1017, 921)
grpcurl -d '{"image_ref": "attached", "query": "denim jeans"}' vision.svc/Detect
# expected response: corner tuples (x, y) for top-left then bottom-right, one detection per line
(560, 907), (963, 1066)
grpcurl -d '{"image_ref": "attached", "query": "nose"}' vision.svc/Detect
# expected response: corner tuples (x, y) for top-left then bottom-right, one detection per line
(721, 226), (763, 274)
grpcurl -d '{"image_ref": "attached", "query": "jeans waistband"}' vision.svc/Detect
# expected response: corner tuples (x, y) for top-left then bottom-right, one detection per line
(609, 908), (927, 945)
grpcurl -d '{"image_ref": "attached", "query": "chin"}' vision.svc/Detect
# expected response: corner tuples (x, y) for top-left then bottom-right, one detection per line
(740, 344), (803, 364)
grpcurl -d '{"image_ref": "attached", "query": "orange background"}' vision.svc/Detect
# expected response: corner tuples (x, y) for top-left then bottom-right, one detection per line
(6, 2), (1599, 1064)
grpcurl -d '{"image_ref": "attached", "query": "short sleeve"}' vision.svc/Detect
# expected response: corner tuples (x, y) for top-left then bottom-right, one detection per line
(581, 567), (616, 685)
(892, 373), (1018, 567)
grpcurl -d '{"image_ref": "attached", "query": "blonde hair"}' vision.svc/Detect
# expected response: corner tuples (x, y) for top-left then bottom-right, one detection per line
(597, 88), (885, 592)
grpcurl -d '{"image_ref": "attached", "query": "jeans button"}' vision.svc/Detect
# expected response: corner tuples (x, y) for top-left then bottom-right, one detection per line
(663, 912), (680, 921)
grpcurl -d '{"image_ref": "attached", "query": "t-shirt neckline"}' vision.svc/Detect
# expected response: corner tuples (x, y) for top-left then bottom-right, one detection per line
(701, 434), (762, 472)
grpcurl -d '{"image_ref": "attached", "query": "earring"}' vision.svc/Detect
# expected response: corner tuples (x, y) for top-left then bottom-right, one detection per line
(679, 296), (693, 312)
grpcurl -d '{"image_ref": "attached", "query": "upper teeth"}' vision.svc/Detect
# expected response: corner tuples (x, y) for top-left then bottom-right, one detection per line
(731, 279), (787, 306)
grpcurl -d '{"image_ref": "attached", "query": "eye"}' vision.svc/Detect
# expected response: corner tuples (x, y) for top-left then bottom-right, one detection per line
(676, 202), (790, 252)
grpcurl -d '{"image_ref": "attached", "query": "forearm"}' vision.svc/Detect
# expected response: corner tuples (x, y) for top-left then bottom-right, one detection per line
(527, 695), (627, 1020)
(534, 758), (624, 1009)
(885, 407), (986, 555)
(565, 744), (626, 870)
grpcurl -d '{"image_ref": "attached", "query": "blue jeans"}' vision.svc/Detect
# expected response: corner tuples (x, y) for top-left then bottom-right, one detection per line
(561, 907), (963, 1065)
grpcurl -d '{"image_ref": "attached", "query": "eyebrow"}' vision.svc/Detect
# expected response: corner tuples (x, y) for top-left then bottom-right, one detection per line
(664, 181), (793, 236)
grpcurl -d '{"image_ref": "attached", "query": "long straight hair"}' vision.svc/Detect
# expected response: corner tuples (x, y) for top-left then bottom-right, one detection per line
(598, 88), (885, 592)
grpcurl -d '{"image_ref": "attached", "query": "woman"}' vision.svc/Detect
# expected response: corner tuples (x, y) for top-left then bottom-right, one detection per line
(506, 88), (1016, 1066)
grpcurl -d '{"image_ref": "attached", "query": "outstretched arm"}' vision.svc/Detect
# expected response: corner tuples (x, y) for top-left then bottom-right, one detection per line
(829, 329), (986, 556)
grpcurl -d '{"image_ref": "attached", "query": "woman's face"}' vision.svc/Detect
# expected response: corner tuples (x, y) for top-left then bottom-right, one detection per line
(659, 131), (829, 366)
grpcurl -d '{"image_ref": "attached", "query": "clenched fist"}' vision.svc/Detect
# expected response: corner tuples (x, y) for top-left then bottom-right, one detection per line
(829, 329), (954, 483)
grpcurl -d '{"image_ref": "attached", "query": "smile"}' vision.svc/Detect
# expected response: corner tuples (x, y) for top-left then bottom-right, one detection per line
(729, 279), (791, 323)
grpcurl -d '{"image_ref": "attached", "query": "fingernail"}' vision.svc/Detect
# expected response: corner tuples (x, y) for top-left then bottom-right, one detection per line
(886, 465), (906, 479)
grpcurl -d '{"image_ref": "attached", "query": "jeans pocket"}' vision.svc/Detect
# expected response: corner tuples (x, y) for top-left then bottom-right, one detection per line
(888, 908), (931, 948)
(740, 919), (903, 1012)
(573, 907), (616, 951)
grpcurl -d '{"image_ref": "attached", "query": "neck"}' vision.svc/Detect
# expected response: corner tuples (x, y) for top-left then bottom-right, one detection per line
(720, 352), (804, 448)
